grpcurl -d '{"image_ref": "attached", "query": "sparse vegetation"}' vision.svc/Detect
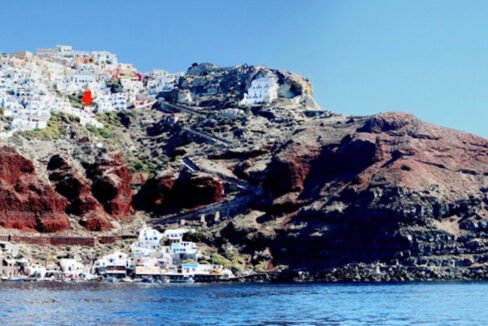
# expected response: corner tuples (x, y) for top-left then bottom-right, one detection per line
(20, 113), (82, 140)
(86, 124), (111, 138)
(127, 158), (156, 174)
(68, 93), (84, 109)
(21, 114), (62, 140)
(211, 252), (246, 271)
(95, 111), (123, 127)
(86, 112), (122, 139)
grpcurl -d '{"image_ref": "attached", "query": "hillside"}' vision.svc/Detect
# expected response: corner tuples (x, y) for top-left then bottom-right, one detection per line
(1, 57), (487, 280)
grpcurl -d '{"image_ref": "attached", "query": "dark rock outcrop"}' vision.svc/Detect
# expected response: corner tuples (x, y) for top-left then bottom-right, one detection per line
(84, 152), (133, 220)
(135, 170), (176, 212)
(137, 170), (224, 212)
(47, 155), (112, 231)
(172, 171), (225, 209)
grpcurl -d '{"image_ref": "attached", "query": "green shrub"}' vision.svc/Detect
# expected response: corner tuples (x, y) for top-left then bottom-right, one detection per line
(68, 94), (84, 109)
(95, 112), (122, 127)
(211, 253), (246, 271)
(86, 124), (111, 139)
(127, 158), (156, 174)
(85, 112), (123, 140)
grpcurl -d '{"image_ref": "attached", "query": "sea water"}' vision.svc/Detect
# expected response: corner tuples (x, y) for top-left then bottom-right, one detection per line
(0, 281), (487, 325)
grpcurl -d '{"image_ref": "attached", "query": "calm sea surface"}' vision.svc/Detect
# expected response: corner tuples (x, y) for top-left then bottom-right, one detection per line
(0, 281), (487, 325)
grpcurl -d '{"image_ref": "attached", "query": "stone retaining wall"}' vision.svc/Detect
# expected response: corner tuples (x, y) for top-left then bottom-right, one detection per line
(97, 236), (122, 244)
(3, 234), (130, 247)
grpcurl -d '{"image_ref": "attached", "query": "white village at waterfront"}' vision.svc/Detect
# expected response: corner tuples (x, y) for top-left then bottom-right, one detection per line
(1, 225), (234, 283)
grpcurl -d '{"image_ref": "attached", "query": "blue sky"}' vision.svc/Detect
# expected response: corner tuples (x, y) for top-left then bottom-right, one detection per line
(1, 0), (487, 137)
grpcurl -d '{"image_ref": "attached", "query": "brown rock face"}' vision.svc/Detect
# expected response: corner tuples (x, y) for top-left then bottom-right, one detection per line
(265, 113), (488, 216)
(78, 212), (113, 232)
(255, 112), (488, 273)
(47, 155), (112, 231)
(0, 147), (70, 232)
(84, 153), (133, 219)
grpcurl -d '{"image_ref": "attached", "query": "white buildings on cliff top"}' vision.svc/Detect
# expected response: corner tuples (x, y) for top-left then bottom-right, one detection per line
(146, 69), (181, 96)
(97, 92), (127, 113)
(0, 48), (108, 132)
(0, 45), (141, 133)
(37, 45), (117, 67)
(242, 77), (278, 105)
(1, 45), (282, 136)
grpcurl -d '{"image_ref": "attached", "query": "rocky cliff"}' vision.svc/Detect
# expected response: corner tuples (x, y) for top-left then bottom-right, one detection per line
(83, 152), (133, 220)
(47, 155), (113, 231)
(0, 147), (70, 232)
(237, 112), (488, 281)
(1, 63), (488, 281)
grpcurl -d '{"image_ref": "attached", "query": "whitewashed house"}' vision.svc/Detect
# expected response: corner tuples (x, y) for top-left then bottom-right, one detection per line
(111, 92), (128, 111)
(61, 73), (97, 94)
(57, 45), (74, 57)
(242, 77), (278, 105)
(59, 258), (87, 277)
(146, 70), (180, 96)
(131, 226), (175, 276)
(37, 45), (73, 59)
(171, 241), (199, 264)
(163, 229), (189, 244)
(97, 92), (127, 112)
(92, 51), (118, 69)
(120, 78), (143, 104)
(94, 251), (133, 278)
(132, 225), (164, 258)
(27, 264), (47, 279)
(1, 258), (28, 279)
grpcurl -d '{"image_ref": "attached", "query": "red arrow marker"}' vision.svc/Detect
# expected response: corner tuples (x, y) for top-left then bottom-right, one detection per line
(82, 90), (93, 106)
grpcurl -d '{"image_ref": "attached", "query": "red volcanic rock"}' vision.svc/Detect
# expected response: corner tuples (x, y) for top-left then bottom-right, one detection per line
(264, 112), (488, 220)
(84, 152), (133, 220)
(265, 143), (321, 196)
(47, 155), (112, 231)
(79, 212), (113, 232)
(172, 171), (224, 209)
(265, 131), (383, 196)
(0, 147), (70, 232)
